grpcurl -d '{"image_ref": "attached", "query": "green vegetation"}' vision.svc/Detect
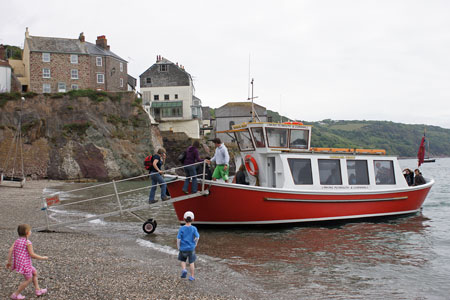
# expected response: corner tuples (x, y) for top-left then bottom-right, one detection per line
(67, 89), (108, 102)
(267, 110), (293, 123)
(4, 45), (22, 60)
(305, 120), (450, 157)
(107, 114), (128, 127)
(63, 122), (91, 136)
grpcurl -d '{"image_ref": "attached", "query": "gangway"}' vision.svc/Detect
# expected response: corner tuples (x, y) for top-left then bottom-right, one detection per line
(34, 162), (210, 234)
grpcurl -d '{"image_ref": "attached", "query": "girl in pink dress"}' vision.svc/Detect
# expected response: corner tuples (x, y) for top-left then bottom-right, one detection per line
(6, 224), (48, 299)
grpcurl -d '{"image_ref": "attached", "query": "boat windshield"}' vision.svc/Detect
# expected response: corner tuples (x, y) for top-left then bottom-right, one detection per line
(235, 129), (255, 151)
(251, 127), (266, 148)
(266, 128), (288, 148)
(289, 129), (309, 149)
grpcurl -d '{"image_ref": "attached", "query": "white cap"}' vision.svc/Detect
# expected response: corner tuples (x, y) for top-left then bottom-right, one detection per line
(183, 211), (194, 220)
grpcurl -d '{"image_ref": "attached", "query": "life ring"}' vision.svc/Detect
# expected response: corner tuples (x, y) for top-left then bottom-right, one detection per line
(244, 155), (259, 176)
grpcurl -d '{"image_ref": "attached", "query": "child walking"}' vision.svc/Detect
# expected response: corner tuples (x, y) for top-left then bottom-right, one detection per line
(177, 211), (199, 281)
(6, 224), (48, 299)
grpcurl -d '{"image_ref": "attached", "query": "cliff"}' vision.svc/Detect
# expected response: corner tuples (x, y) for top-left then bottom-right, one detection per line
(0, 91), (162, 180)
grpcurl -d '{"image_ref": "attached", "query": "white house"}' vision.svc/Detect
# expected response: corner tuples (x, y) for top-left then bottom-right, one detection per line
(0, 59), (12, 93)
(139, 56), (202, 138)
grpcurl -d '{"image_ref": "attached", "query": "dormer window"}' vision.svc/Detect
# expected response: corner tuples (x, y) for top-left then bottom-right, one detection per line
(159, 64), (168, 72)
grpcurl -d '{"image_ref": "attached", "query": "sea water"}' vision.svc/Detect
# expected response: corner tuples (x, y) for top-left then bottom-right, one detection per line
(44, 158), (450, 299)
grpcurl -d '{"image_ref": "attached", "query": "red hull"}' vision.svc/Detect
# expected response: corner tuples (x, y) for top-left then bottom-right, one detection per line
(167, 180), (432, 224)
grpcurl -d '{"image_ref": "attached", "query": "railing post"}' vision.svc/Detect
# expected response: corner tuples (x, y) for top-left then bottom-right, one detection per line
(112, 180), (123, 215)
(202, 161), (206, 192)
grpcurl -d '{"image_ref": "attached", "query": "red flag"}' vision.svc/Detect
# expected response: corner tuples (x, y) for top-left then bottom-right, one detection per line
(417, 136), (426, 167)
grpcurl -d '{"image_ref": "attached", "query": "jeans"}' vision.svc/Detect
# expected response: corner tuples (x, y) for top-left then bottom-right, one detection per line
(149, 172), (167, 202)
(183, 165), (198, 193)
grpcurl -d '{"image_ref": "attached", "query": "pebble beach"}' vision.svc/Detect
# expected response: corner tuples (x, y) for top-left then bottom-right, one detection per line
(0, 181), (258, 300)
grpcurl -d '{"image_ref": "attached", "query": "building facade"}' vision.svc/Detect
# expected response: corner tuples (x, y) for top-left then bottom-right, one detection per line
(215, 102), (268, 143)
(11, 28), (128, 93)
(140, 56), (202, 138)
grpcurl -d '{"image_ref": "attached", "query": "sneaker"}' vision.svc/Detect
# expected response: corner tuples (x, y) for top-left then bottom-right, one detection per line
(149, 199), (157, 204)
(36, 288), (47, 296)
(161, 196), (171, 201)
(11, 294), (25, 300)
(182, 190), (189, 194)
(189, 276), (195, 281)
(181, 269), (187, 278)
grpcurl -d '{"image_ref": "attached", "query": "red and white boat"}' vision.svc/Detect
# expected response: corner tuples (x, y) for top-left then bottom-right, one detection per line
(167, 121), (434, 224)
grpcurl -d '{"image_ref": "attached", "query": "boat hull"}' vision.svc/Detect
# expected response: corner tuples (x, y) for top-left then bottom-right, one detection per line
(167, 179), (433, 224)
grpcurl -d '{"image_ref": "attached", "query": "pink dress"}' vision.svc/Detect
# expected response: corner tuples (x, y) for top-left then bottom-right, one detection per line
(12, 237), (35, 278)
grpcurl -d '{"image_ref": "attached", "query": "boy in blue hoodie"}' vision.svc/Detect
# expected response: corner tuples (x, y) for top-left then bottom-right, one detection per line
(177, 211), (200, 281)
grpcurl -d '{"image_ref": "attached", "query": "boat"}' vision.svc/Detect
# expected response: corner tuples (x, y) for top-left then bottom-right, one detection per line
(166, 121), (434, 225)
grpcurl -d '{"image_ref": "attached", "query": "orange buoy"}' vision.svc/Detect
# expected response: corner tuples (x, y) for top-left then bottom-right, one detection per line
(244, 155), (259, 176)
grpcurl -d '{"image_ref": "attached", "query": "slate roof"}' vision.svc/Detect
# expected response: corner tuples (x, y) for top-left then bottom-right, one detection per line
(26, 35), (126, 62)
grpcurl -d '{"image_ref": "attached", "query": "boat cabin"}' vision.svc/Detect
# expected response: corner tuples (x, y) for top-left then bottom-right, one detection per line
(225, 122), (408, 191)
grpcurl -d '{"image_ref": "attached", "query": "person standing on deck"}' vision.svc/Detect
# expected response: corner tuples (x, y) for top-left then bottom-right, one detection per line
(206, 138), (230, 182)
(182, 141), (203, 194)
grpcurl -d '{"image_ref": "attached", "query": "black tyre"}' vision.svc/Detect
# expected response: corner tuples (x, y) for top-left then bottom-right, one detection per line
(143, 219), (157, 234)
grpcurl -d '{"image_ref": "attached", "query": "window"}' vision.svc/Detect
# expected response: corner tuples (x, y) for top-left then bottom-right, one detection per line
(266, 128), (288, 148)
(97, 73), (104, 84)
(96, 57), (102, 66)
(159, 64), (168, 72)
(289, 129), (308, 149)
(161, 107), (182, 117)
(71, 69), (78, 79)
(235, 129), (255, 151)
(251, 127), (266, 148)
(374, 160), (395, 185)
(288, 158), (313, 185)
(70, 55), (78, 64)
(42, 83), (51, 93)
(347, 160), (369, 185)
(175, 94), (178, 99)
(164, 94), (169, 100)
(154, 95), (159, 101)
(318, 159), (342, 185)
(146, 77), (151, 84)
(71, 84), (79, 90)
(120, 62), (123, 72)
(42, 53), (50, 62)
(120, 78), (123, 87)
(43, 68), (50, 78)
(58, 82), (66, 92)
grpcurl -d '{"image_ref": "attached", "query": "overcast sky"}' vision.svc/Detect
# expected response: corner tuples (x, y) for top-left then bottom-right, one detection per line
(2, 0), (450, 128)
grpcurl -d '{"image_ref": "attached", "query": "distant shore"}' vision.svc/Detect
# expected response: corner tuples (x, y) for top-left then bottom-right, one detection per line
(0, 180), (256, 300)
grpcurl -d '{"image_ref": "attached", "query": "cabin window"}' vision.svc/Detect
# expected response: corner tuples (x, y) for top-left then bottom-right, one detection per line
(374, 160), (395, 184)
(346, 160), (369, 185)
(235, 129), (255, 151)
(266, 128), (288, 148)
(318, 159), (342, 185)
(288, 158), (313, 185)
(251, 127), (266, 148)
(289, 129), (308, 149)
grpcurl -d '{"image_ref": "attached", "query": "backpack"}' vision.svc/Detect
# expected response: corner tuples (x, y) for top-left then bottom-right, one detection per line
(178, 151), (187, 164)
(144, 155), (153, 170)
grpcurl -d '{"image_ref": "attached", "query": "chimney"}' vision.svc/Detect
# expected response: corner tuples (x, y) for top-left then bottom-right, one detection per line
(25, 27), (30, 38)
(0, 45), (6, 60)
(79, 32), (85, 42)
(96, 35), (108, 50)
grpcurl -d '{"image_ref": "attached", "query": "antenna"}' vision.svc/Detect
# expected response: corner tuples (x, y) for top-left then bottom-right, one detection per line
(247, 53), (251, 100)
(247, 79), (260, 122)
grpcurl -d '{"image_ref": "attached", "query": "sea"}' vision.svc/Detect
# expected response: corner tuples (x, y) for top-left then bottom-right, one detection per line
(43, 158), (450, 300)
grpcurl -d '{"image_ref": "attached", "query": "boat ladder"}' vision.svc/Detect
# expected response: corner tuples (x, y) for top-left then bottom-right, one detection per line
(34, 162), (210, 234)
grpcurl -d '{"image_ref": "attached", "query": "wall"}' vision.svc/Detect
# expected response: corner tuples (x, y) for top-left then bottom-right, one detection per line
(158, 119), (200, 139)
(90, 55), (127, 92)
(0, 66), (11, 92)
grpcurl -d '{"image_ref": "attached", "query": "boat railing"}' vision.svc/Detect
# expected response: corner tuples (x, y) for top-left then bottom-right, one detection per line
(34, 161), (209, 232)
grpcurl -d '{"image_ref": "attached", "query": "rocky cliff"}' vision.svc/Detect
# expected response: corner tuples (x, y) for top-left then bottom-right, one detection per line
(0, 91), (162, 180)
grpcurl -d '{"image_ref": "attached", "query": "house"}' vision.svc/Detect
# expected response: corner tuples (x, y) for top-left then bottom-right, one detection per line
(215, 102), (268, 143)
(0, 45), (12, 93)
(140, 56), (202, 138)
(9, 28), (128, 93)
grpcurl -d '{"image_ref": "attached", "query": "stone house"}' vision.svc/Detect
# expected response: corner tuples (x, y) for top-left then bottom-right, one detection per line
(9, 28), (128, 93)
(140, 56), (202, 139)
(215, 102), (268, 143)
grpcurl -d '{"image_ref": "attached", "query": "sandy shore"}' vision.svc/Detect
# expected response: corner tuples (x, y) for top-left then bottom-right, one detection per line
(0, 180), (260, 300)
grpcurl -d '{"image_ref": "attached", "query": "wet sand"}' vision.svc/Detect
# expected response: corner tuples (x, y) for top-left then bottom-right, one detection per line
(0, 180), (260, 300)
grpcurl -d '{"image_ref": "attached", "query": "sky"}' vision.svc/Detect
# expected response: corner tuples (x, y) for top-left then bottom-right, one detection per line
(1, 0), (450, 128)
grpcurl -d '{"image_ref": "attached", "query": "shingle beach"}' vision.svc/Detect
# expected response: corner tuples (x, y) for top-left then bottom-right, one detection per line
(0, 181), (261, 300)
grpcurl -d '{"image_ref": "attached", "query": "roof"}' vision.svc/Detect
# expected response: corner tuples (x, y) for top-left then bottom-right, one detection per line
(26, 35), (127, 62)
(218, 101), (266, 110)
(127, 75), (137, 89)
(0, 59), (11, 68)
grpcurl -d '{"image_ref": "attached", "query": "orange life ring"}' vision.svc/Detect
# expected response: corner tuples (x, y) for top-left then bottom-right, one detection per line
(244, 155), (259, 176)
